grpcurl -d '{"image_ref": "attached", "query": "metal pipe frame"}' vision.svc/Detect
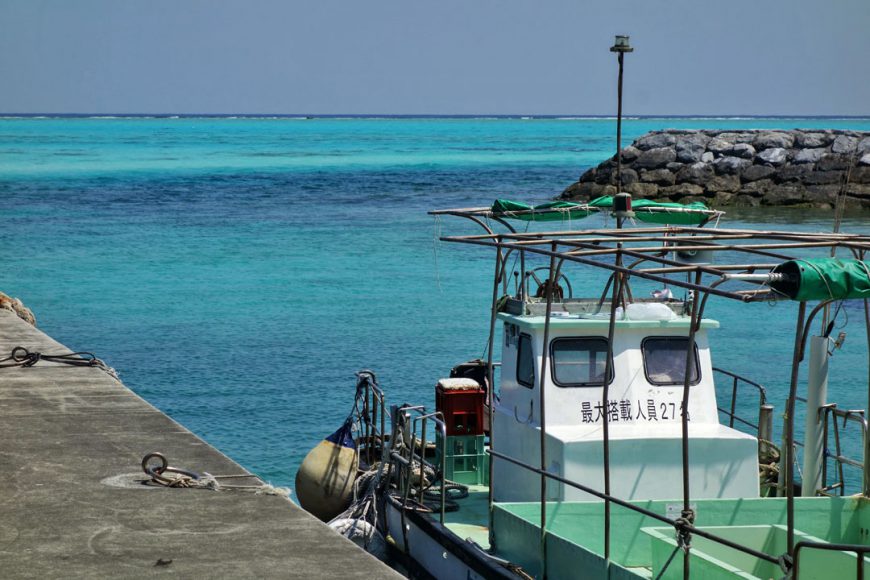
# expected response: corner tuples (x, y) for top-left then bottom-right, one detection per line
(487, 449), (783, 568)
(785, 301), (808, 557)
(793, 541), (869, 580)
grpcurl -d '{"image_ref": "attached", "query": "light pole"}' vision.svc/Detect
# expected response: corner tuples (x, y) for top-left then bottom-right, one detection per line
(610, 35), (633, 197)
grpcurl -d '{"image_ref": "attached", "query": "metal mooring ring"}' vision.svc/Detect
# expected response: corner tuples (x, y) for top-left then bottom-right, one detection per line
(142, 452), (168, 475)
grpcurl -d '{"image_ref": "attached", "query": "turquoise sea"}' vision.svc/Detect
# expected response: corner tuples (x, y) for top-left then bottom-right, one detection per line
(2, 116), (870, 491)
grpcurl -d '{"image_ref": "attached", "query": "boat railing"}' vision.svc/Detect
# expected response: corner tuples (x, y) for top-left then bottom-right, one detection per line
(713, 367), (767, 432)
(793, 540), (870, 579)
(388, 405), (448, 524)
(357, 372), (388, 467)
(487, 448), (785, 573)
(819, 404), (869, 497)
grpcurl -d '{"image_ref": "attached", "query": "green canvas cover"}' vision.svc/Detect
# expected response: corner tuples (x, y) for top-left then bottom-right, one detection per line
(770, 258), (870, 301)
(490, 197), (712, 225)
(489, 199), (593, 221)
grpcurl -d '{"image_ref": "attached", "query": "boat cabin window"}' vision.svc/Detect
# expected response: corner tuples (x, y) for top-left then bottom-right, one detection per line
(642, 337), (700, 386)
(550, 337), (612, 387)
(516, 334), (535, 388)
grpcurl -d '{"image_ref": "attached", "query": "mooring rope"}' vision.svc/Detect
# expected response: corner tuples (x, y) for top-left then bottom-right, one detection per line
(140, 452), (290, 497)
(0, 346), (120, 381)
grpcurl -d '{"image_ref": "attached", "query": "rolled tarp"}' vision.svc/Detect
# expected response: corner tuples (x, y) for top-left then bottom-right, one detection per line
(770, 258), (870, 301)
(490, 196), (713, 225)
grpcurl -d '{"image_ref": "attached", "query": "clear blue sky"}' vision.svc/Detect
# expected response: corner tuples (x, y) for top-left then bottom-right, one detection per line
(1, 0), (868, 116)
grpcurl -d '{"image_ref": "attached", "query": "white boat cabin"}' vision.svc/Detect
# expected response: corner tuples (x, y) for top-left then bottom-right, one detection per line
(492, 299), (759, 503)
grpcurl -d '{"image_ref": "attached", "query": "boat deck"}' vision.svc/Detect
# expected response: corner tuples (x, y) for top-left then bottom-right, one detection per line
(443, 484), (491, 549)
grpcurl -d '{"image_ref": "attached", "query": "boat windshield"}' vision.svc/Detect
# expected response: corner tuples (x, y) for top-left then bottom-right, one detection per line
(642, 337), (700, 386)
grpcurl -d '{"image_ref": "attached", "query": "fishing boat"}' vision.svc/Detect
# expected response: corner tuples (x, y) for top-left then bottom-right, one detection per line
(295, 193), (870, 579)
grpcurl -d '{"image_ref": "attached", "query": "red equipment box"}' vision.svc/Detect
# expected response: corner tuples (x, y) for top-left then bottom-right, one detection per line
(435, 378), (485, 436)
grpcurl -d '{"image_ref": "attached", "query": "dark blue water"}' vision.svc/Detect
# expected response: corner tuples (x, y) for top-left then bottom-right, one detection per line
(2, 117), (869, 490)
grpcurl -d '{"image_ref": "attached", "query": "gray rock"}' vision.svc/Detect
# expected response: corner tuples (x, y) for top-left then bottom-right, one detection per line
(729, 143), (756, 159)
(707, 174), (741, 193)
(795, 132), (829, 148)
(761, 184), (806, 205)
(718, 132), (754, 144)
(740, 179), (775, 196)
(774, 164), (815, 183)
(754, 132), (794, 149)
(713, 156), (752, 174)
(858, 138), (870, 155)
(860, 153), (870, 166)
(804, 185), (840, 205)
(794, 148), (827, 164)
(666, 162), (684, 172)
(804, 170), (844, 185)
(713, 191), (734, 206)
(831, 135), (859, 154)
(707, 137), (732, 154)
(757, 147), (788, 165)
(660, 183), (704, 199)
(742, 165), (776, 182)
(621, 146), (641, 162)
(635, 132), (676, 150)
(733, 194), (761, 207)
(640, 169), (676, 186)
(675, 133), (710, 163)
(676, 162), (715, 185)
(635, 147), (677, 169)
(700, 151), (715, 163)
(816, 155), (850, 171)
(619, 168), (639, 186)
(625, 182), (660, 198)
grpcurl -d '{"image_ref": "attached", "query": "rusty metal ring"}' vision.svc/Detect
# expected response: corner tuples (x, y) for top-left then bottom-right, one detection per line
(142, 452), (168, 475)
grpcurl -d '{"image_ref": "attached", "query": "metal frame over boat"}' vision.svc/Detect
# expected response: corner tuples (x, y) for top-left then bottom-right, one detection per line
(301, 196), (870, 579)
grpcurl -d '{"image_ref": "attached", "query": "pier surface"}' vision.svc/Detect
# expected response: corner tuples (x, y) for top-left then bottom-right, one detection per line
(0, 311), (402, 579)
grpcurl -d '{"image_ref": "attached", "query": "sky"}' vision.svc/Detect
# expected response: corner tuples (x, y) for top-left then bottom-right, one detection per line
(0, 0), (868, 116)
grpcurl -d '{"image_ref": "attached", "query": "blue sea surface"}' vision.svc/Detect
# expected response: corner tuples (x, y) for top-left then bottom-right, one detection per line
(2, 116), (869, 491)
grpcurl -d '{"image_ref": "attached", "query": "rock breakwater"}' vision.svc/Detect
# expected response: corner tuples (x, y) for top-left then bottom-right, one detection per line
(562, 129), (870, 208)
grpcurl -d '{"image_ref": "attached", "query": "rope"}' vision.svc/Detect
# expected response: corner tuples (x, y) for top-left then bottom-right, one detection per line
(0, 346), (119, 381)
(140, 452), (290, 497)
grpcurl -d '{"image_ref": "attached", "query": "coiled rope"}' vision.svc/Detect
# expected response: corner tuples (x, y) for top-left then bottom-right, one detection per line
(0, 346), (120, 381)
(141, 452), (290, 497)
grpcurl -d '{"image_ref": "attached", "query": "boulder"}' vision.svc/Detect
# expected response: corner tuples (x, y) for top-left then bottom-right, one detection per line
(621, 146), (641, 162)
(713, 156), (752, 174)
(707, 137), (732, 154)
(804, 171), (844, 185)
(625, 182), (660, 198)
(761, 184), (806, 205)
(793, 148), (827, 164)
(706, 174), (741, 193)
(754, 132), (794, 149)
(635, 132), (676, 150)
(700, 151), (715, 163)
(773, 164), (815, 183)
(660, 183), (704, 199)
(831, 135), (859, 154)
(740, 179), (775, 196)
(742, 165), (776, 182)
(757, 147), (788, 165)
(640, 169), (676, 186)
(675, 133), (710, 163)
(816, 155), (850, 171)
(733, 194), (761, 207)
(729, 143), (756, 159)
(858, 138), (870, 155)
(634, 147), (677, 169)
(676, 162), (715, 185)
(860, 153), (870, 166)
(795, 132), (830, 148)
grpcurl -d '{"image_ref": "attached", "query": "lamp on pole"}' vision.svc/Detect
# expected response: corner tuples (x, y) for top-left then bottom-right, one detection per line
(610, 35), (633, 198)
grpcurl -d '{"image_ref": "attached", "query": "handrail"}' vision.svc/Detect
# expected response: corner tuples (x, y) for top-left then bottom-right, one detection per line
(713, 367), (767, 432)
(793, 540), (870, 580)
(487, 448), (782, 568)
(818, 404), (869, 497)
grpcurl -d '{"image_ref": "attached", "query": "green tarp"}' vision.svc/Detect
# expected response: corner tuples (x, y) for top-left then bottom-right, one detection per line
(490, 196), (713, 225)
(771, 258), (870, 301)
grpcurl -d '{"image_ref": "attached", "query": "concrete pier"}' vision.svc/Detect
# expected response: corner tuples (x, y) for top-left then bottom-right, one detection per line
(0, 310), (402, 579)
